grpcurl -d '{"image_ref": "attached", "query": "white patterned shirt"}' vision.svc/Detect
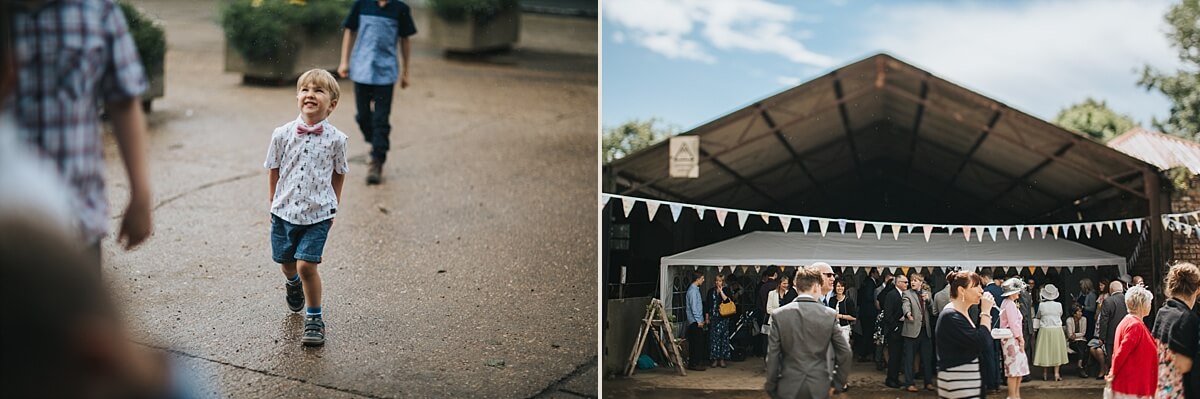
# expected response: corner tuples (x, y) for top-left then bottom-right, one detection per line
(264, 116), (348, 225)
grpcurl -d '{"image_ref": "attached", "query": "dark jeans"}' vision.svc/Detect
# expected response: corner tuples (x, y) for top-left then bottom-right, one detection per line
(904, 329), (934, 386)
(686, 323), (707, 366)
(981, 339), (1000, 389)
(886, 331), (904, 384)
(1069, 340), (1091, 371)
(353, 82), (394, 163)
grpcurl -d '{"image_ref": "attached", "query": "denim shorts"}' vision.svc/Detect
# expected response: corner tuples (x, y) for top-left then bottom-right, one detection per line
(270, 214), (331, 264)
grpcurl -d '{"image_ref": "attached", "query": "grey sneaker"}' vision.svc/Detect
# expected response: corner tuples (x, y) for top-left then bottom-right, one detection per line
(366, 160), (382, 185)
(302, 316), (325, 346)
(285, 279), (304, 312)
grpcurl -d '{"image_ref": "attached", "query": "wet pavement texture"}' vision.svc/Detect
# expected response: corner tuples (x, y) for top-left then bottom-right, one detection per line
(102, 1), (597, 397)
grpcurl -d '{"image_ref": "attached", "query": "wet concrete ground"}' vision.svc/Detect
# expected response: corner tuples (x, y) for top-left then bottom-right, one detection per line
(101, 1), (597, 397)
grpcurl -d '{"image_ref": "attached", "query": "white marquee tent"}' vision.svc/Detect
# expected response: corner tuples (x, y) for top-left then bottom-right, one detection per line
(659, 231), (1126, 310)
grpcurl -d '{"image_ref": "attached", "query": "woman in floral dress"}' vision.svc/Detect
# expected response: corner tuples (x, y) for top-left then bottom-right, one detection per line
(1000, 278), (1030, 399)
(706, 274), (734, 368)
(1150, 263), (1199, 399)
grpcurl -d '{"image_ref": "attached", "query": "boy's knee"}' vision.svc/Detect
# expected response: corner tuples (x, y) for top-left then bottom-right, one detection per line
(297, 261), (320, 276)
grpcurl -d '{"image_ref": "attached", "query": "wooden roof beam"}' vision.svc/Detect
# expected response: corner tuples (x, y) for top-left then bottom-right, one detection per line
(700, 148), (781, 204)
(831, 71), (865, 182)
(759, 106), (828, 201)
(614, 170), (698, 203)
(904, 73), (932, 181)
(943, 108), (1003, 196)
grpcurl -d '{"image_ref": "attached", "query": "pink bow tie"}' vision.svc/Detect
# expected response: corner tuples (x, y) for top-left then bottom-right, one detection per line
(297, 123), (324, 135)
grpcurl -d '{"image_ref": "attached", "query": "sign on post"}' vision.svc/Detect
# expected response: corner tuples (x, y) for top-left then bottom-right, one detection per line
(669, 136), (699, 178)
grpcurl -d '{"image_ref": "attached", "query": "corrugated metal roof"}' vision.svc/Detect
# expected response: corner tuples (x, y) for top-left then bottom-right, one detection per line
(1107, 128), (1200, 175)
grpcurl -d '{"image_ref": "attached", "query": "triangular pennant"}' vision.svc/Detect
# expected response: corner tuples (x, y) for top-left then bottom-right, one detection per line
(1115, 220), (1124, 234)
(1028, 226), (1037, 240)
(715, 210), (728, 227)
(645, 201), (660, 221)
(1097, 222), (1104, 237)
(1194, 226), (1200, 237)
(818, 219), (830, 237)
(1125, 220), (1134, 234)
(741, 265), (748, 273)
(761, 213), (771, 224)
(906, 224), (915, 234)
(669, 204), (682, 222)
(737, 212), (749, 230)
(855, 221), (865, 239)
(892, 224), (901, 240)
(800, 217), (811, 234)
(1071, 224), (1081, 239)
(1188, 224), (1195, 237)
(900, 266), (910, 276)
(1002, 226), (1011, 240)
(976, 226), (984, 242)
(988, 226), (998, 242)
(1028, 266), (1036, 274)
(601, 195), (611, 208)
(754, 265), (761, 273)
(1135, 219), (1143, 233)
(947, 225), (958, 236)
(622, 198), (637, 218)
(1040, 266), (1049, 274)
(922, 225), (933, 242)
(1084, 223), (1092, 238)
(1052, 225), (1060, 239)
(963, 226), (972, 241)
(871, 222), (883, 240)
(1017, 225), (1025, 240)
(1040, 225), (1049, 239)
(780, 217), (792, 233)
(1068, 266), (1075, 272)
(695, 206), (706, 221)
(838, 219), (848, 234)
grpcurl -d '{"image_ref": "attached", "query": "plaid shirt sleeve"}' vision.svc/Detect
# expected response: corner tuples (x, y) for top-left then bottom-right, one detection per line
(100, 2), (147, 102)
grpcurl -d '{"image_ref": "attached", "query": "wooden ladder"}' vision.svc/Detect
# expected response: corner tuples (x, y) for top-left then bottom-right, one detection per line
(623, 298), (687, 376)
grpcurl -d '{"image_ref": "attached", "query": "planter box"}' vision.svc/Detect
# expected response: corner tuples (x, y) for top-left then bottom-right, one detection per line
(429, 7), (520, 53)
(142, 60), (164, 112)
(224, 29), (342, 81)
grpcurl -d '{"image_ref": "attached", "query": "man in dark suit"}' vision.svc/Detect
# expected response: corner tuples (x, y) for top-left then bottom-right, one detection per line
(980, 270), (1004, 392)
(856, 269), (880, 362)
(882, 274), (906, 388)
(1096, 280), (1128, 379)
(765, 267), (851, 399)
(757, 268), (780, 356)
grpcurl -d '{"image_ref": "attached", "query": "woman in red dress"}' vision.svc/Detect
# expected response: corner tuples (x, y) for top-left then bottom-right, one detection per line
(1108, 285), (1156, 399)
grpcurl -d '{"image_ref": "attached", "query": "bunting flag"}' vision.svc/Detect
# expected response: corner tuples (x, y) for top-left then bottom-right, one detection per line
(901, 266), (910, 276)
(1002, 226), (1011, 241)
(838, 219), (848, 234)
(1040, 225), (1049, 239)
(741, 265), (749, 273)
(1071, 224), (1081, 239)
(1027, 226), (1037, 240)
(1135, 219), (1143, 233)
(1097, 222), (1104, 237)
(669, 204), (683, 222)
(754, 265), (761, 273)
(1084, 223), (1093, 239)
(1052, 225), (1060, 239)
(871, 222), (883, 240)
(645, 201), (661, 221)
(696, 206), (706, 221)
(976, 226), (985, 242)
(947, 225), (958, 236)
(1028, 266), (1036, 274)
(922, 225), (933, 242)
(1115, 220), (1123, 234)
(1125, 220), (1134, 234)
(780, 217), (792, 233)
(799, 217), (810, 234)
(1040, 266), (1049, 274)
(1068, 266), (1075, 272)
(818, 219), (830, 237)
(1016, 225), (1025, 240)
(737, 211), (749, 230)
(715, 209), (728, 227)
(963, 226), (972, 241)
(761, 213), (771, 224)
(906, 224), (915, 234)
(889, 267), (898, 274)
(988, 226), (998, 242)
(855, 221), (865, 239)
(601, 195), (610, 208)
(622, 198), (637, 218)
(892, 224), (902, 240)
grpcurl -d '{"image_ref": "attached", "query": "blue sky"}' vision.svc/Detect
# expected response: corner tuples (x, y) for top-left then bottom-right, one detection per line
(602, 0), (1183, 133)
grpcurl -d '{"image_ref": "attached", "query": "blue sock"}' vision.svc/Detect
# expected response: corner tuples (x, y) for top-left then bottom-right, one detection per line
(306, 306), (322, 317)
(286, 274), (300, 285)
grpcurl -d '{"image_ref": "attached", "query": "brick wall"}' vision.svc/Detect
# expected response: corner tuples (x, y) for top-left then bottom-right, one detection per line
(1169, 172), (1200, 266)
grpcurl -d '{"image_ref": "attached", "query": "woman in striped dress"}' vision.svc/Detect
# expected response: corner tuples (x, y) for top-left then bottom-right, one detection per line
(935, 271), (997, 399)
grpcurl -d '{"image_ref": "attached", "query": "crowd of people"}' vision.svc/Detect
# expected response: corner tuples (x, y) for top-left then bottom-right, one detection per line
(680, 263), (1200, 399)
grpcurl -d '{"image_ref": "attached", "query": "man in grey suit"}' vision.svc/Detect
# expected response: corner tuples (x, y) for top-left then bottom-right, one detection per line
(1095, 280), (1127, 379)
(766, 267), (852, 399)
(901, 274), (934, 392)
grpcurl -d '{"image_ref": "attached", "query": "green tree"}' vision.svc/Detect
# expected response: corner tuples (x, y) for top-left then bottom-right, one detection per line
(602, 118), (680, 163)
(1139, 0), (1200, 141)
(1053, 98), (1138, 142)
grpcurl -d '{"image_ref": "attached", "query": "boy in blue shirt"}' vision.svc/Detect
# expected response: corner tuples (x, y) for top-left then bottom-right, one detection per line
(337, 0), (417, 185)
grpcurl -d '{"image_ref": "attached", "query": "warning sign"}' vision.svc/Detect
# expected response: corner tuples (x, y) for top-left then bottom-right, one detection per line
(669, 136), (699, 178)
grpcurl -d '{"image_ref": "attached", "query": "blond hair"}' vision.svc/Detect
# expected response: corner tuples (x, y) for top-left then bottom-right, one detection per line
(1125, 285), (1153, 313)
(296, 69), (340, 102)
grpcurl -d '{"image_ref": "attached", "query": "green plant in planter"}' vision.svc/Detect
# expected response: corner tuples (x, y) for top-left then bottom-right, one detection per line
(429, 0), (517, 23)
(117, 1), (165, 75)
(220, 0), (350, 65)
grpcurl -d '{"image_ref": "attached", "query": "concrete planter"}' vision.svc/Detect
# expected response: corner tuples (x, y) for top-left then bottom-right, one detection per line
(224, 29), (342, 81)
(142, 60), (164, 112)
(429, 7), (520, 53)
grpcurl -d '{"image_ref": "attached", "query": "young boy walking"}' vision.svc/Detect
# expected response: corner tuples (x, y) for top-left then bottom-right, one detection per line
(337, 0), (417, 185)
(264, 69), (349, 346)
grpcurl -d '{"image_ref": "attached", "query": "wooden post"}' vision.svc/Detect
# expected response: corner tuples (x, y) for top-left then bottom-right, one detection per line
(1146, 168), (1164, 307)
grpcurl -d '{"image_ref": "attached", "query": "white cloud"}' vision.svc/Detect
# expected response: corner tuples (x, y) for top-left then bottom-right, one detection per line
(861, 0), (1179, 123)
(604, 0), (832, 67)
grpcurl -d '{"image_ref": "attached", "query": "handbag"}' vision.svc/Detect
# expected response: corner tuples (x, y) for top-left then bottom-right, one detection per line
(990, 328), (1014, 339)
(719, 299), (737, 317)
